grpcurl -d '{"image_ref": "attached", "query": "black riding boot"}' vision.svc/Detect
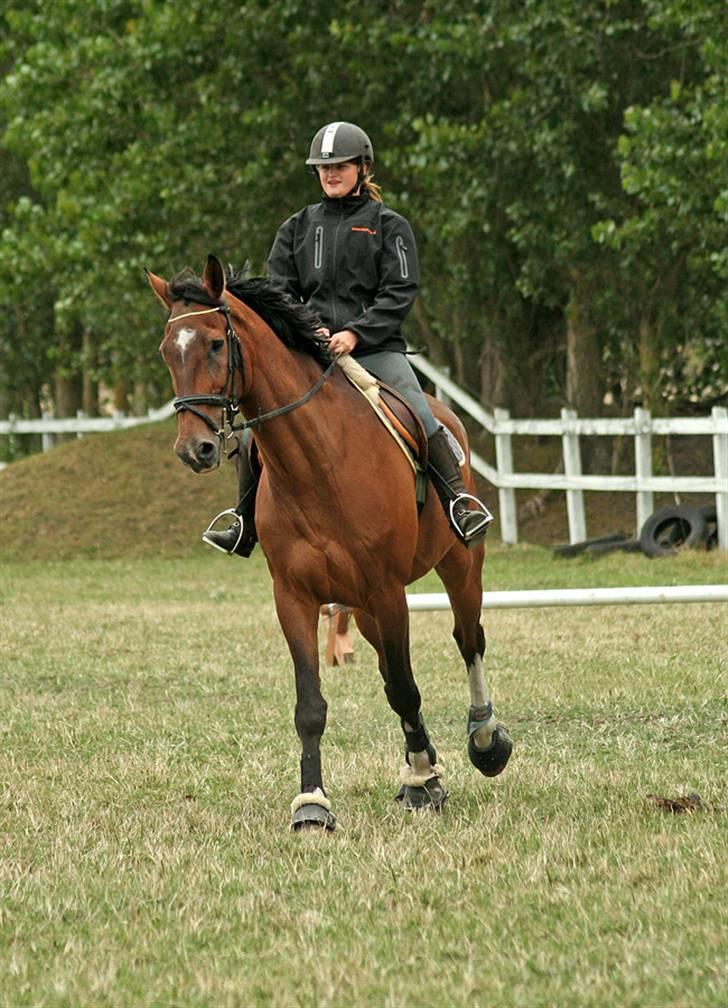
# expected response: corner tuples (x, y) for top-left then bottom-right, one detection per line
(202, 434), (259, 557)
(427, 426), (493, 547)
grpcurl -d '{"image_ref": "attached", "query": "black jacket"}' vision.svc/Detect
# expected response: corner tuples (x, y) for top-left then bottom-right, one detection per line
(266, 193), (418, 356)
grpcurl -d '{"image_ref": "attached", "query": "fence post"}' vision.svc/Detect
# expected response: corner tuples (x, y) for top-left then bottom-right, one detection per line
(41, 411), (55, 452)
(76, 410), (87, 440)
(494, 407), (518, 545)
(712, 406), (728, 550)
(7, 413), (17, 460)
(634, 406), (653, 536)
(561, 407), (586, 543)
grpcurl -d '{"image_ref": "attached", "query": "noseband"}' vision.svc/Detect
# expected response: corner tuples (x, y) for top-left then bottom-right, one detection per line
(168, 301), (338, 441)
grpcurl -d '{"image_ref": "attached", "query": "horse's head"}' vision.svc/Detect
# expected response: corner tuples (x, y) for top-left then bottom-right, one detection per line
(148, 255), (240, 473)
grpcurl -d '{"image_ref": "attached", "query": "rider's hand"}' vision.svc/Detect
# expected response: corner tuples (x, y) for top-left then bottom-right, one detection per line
(328, 329), (359, 355)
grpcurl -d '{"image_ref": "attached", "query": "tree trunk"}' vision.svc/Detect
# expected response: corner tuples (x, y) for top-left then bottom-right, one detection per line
(82, 329), (99, 415)
(638, 315), (662, 415)
(479, 332), (508, 410)
(54, 373), (82, 416)
(411, 297), (448, 365)
(113, 377), (129, 414)
(53, 322), (84, 440)
(565, 274), (608, 471)
(565, 281), (602, 416)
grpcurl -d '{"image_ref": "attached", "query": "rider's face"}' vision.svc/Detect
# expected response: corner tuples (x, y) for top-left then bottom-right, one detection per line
(316, 160), (360, 198)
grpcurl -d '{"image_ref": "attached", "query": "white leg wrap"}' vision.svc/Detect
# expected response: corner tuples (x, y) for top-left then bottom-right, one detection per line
(290, 787), (331, 814)
(468, 655), (490, 708)
(468, 656), (497, 748)
(400, 751), (444, 789)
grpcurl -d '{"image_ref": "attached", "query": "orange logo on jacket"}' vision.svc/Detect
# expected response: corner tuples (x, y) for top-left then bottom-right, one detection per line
(351, 226), (377, 235)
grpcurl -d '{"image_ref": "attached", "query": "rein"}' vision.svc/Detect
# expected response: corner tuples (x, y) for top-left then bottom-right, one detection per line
(168, 301), (338, 440)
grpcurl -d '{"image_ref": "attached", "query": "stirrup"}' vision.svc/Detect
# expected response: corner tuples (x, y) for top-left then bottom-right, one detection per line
(449, 494), (494, 537)
(202, 508), (245, 555)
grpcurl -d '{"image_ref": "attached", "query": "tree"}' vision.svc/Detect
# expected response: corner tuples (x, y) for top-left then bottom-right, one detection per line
(0, 0), (724, 453)
(595, 0), (728, 411)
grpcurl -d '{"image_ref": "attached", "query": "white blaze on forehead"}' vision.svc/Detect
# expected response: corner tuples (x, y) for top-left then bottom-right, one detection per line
(174, 327), (197, 359)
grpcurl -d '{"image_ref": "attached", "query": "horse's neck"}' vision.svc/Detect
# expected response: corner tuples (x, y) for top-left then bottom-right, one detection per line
(234, 304), (341, 475)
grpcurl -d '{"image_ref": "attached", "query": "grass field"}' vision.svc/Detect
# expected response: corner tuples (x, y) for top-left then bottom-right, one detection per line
(1, 546), (726, 1007)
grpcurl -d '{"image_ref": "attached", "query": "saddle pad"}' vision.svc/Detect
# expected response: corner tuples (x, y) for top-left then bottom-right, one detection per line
(336, 355), (423, 472)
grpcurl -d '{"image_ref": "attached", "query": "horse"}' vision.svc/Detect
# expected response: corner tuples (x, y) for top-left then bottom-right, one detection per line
(147, 254), (512, 831)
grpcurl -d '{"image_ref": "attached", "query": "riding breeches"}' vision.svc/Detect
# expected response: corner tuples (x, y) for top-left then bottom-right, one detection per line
(356, 350), (440, 437)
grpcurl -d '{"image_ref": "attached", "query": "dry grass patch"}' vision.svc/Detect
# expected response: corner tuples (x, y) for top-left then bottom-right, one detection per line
(0, 553), (726, 1006)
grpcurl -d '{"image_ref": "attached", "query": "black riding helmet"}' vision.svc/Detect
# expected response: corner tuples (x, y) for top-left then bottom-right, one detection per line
(305, 121), (374, 166)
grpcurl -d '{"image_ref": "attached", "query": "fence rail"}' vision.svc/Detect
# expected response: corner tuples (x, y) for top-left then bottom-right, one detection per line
(412, 355), (726, 549)
(2, 355), (726, 548)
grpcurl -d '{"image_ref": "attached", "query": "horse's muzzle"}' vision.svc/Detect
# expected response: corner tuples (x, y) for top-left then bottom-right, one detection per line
(175, 435), (220, 472)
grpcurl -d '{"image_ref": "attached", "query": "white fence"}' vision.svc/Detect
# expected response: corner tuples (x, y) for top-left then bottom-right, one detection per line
(412, 355), (728, 550)
(408, 584), (728, 611)
(0, 401), (176, 468)
(2, 355), (727, 548)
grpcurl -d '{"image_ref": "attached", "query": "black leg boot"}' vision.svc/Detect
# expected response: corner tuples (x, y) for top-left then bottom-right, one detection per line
(202, 434), (259, 557)
(427, 426), (493, 547)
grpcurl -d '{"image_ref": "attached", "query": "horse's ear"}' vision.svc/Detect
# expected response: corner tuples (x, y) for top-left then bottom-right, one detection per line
(146, 268), (172, 309)
(203, 254), (226, 301)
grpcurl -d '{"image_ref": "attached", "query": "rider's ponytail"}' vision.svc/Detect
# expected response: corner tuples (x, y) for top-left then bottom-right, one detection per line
(361, 167), (383, 202)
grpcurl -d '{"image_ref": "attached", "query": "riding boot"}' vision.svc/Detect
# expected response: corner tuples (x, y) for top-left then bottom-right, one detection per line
(202, 434), (259, 557)
(427, 426), (493, 547)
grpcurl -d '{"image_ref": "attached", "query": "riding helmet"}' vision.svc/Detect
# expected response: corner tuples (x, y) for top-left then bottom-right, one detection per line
(305, 122), (374, 166)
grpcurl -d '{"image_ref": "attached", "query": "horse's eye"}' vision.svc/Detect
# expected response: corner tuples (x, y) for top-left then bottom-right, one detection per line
(209, 339), (225, 355)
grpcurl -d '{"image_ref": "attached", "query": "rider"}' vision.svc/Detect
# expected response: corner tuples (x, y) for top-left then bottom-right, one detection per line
(203, 121), (493, 557)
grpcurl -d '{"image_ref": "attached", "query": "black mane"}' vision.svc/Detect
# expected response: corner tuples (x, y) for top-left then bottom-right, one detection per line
(168, 266), (332, 367)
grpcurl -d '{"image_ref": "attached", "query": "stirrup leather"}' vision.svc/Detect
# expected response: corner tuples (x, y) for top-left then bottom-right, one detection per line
(202, 508), (245, 555)
(449, 494), (494, 535)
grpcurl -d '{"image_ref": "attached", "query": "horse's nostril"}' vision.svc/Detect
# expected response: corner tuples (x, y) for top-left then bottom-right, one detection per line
(196, 441), (217, 464)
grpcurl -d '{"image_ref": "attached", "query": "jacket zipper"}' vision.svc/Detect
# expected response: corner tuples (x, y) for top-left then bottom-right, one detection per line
(314, 225), (323, 270)
(395, 235), (409, 279)
(330, 214), (344, 332)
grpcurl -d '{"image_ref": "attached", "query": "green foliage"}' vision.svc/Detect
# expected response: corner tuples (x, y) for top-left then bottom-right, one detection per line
(0, 0), (724, 420)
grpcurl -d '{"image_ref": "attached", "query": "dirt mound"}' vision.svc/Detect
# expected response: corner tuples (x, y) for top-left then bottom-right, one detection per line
(0, 419), (716, 561)
(0, 420), (237, 561)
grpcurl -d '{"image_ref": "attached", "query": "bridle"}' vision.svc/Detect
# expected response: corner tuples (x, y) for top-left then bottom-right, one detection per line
(167, 300), (338, 442)
(168, 304), (241, 438)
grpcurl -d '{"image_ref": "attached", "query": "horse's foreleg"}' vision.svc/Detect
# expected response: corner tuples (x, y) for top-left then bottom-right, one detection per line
(274, 587), (336, 832)
(436, 547), (513, 778)
(361, 597), (448, 811)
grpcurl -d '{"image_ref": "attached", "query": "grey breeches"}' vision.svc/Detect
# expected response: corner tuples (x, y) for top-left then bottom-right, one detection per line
(358, 351), (440, 437)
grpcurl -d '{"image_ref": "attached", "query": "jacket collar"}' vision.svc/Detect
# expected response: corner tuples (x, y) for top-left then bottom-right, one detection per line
(321, 192), (371, 214)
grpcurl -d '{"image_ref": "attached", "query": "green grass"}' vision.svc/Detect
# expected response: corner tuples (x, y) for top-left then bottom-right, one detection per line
(1, 548), (726, 1006)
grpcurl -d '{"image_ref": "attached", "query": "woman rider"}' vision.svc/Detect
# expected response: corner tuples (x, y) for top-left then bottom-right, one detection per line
(203, 121), (493, 556)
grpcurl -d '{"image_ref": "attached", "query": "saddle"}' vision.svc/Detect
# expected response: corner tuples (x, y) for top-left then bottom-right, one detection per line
(377, 384), (429, 468)
(336, 355), (429, 470)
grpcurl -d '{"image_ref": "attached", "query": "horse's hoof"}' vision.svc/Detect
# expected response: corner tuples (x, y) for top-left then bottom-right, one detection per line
(291, 803), (337, 832)
(395, 775), (449, 812)
(468, 725), (513, 777)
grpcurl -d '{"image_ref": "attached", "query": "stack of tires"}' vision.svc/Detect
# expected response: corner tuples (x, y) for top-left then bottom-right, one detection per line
(554, 504), (718, 558)
(638, 504), (718, 557)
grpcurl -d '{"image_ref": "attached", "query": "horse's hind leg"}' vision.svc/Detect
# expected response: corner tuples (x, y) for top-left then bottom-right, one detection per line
(355, 600), (447, 811)
(436, 545), (512, 777)
(273, 586), (336, 832)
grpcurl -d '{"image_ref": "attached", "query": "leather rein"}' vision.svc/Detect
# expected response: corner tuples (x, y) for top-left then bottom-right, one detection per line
(167, 302), (338, 441)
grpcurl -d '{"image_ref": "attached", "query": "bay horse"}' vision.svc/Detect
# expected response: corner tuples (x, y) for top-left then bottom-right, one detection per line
(148, 254), (511, 831)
